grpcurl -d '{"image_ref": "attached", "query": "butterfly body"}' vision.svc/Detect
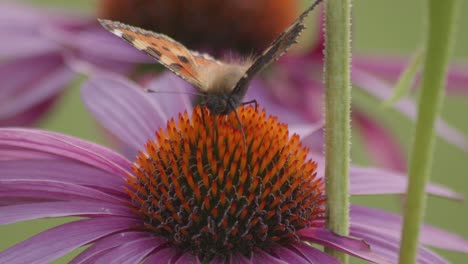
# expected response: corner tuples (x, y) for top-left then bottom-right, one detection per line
(200, 63), (252, 114)
(98, 0), (323, 116)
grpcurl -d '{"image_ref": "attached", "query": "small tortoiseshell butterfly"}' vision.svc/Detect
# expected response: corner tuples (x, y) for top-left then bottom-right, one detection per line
(99, 0), (322, 116)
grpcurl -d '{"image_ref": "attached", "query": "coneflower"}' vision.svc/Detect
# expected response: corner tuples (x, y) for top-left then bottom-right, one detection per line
(1, 75), (466, 263)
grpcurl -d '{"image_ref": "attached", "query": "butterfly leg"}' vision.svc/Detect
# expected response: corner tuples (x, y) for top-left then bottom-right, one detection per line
(241, 99), (258, 111)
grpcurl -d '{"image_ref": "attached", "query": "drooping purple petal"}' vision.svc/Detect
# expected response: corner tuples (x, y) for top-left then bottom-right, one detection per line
(0, 96), (59, 127)
(273, 243), (341, 264)
(251, 249), (287, 264)
(0, 201), (133, 225)
(0, 147), (61, 161)
(352, 69), (468, 152)
(298, 227), (389, 263)
(144, 247), (183, 263)
(210, 255), (229, 264)
(351, 226), (448, 264)
(81, 74), (168, 152)
(0, 128), (132, 176)
(267, 246), (310, 264)
(1, 180), (127, 204)
(0, 159), (126, 193)
(174, 252), (202, 264)
(0, 217), (140, 263)
(353, 55), (409, 82)
(228, 253), (252, 264)
(353, 111), (407, 171)
(88, 236), (166, 264)
(287, 243), (341, 264)
(309, 153), (463, 199)
(351, 205), (468, 253)
(354, 54), (468, 94)
(70, 232), (154, 264)
(444, 63), (468, 93)
(72, 248), (115, 264)
(349, 166), (463, 200)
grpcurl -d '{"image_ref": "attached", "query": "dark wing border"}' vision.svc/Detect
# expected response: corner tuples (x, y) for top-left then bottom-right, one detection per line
(231, 0), (323, 97)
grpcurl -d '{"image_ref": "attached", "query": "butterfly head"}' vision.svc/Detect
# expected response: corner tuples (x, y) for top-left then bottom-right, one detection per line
(203, 92), (240, 115)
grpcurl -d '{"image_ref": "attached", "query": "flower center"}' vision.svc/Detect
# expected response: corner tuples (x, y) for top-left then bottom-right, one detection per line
(127, 106), (325, 261)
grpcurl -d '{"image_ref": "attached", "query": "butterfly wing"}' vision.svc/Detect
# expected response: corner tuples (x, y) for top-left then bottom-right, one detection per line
(231, 0), (323, 97)
(99, 19), (222, 91)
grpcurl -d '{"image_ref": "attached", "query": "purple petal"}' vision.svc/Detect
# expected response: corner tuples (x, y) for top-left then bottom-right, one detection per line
(44, 24), (151, 64)
(145, 247), (183, 263)
(309, 153), (463, 199)
(210, 255), (228, 264)
(245, 79), (314, 124)
(351, 226), (448, 264)
(81, 74), (168, 152)
(0, 3), (48, 29)
(353, 112), (406, 171)
(351, 205), (468, 253)
(0, 35), (59, 59)
(353, 55), (409, 82)
(0, 201), (133, 225)
(298, 227), (389, 263)
(289, 120), (324, 140)
(0, 128), (132, 176)
(174, 252), (202, 264)
(0, 96), (59, 127)
(72, 248), (115, 263)
(70, 232), (153, 264)
(0, 217), (140, 263)
(270, 246), (310, 264)
(352, 69), (468, 152)
(90, 236), (166, 264)
(145, 72), (195, 116)
(0, 54), (72, 118)
(354, 55), (468, 94)
(349, 166), (463, 200)
(0, 159), (126, 193)
(251, 249), (287, 264)
(1, 180), (127, 204)
(273, 243), (341, 264)
(0, 148), (60, 160)
(444, 63), (468, 93)
(228, 253), (252, 264)
(287, 243), (340, 264)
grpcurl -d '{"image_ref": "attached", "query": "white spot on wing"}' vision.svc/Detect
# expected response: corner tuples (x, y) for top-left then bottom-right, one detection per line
(111, 29), (123, 37)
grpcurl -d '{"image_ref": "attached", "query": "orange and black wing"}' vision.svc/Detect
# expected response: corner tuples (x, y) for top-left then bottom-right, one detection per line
(99, 19), (222, 91)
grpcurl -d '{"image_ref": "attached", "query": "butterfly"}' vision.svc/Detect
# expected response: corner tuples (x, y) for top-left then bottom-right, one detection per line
(98, 0), (323, 116)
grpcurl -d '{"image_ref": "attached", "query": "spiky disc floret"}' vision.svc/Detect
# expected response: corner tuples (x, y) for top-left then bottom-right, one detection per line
(127, 105), (325, 261)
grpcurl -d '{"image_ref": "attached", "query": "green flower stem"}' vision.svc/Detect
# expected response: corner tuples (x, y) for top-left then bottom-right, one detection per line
(323, 0), (351, 262)
(398, 1), (460, 263)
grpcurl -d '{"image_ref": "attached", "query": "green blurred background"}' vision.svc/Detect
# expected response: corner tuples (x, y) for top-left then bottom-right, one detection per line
(1, 0), (467, 263)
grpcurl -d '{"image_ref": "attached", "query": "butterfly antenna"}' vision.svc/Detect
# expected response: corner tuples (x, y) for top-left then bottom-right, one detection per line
(229, 101), (247, 151)
(144, 88), (206, 97)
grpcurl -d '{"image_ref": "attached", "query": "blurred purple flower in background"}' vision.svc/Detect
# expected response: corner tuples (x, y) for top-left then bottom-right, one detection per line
(0, 2), (147, 126)
(0, 74), (467, 263)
